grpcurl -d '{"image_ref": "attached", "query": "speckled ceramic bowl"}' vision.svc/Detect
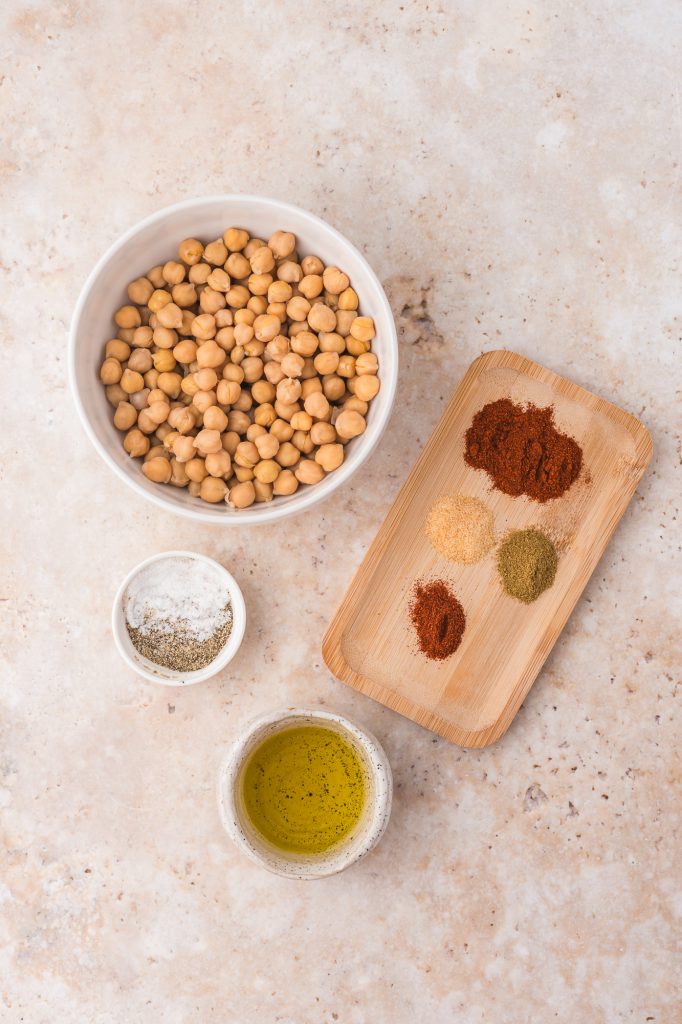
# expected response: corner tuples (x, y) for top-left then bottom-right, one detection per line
(217, 708), (392, 879)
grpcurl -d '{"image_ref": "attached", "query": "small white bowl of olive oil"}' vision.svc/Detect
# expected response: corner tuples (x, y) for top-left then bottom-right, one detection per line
(217, 708), (393, 879)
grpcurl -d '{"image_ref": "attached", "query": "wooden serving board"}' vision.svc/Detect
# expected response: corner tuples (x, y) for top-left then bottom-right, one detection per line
(322, 350), (652, 747)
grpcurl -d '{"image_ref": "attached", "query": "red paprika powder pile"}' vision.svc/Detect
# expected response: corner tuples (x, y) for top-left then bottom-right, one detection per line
(410, 580), (466, 661)
(464, 398), (583, 502)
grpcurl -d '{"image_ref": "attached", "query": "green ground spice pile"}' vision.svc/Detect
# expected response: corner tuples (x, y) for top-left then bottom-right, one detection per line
(497, 529), (558, 603)
(126, 604), (233, 672)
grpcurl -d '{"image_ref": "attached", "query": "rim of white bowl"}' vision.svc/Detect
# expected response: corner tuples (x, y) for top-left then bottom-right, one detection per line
(217, 707), (393, 879)
(111, 549), (246, 685)
(69, 194), (399, 524)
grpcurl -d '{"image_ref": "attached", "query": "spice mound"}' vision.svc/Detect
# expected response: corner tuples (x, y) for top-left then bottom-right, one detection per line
(425, 494), (495, 564)
(409, 580), (466, 661)
(497, 528), (558, 603)
(464, 399), (583, 502)
(124, 556), (233, 672)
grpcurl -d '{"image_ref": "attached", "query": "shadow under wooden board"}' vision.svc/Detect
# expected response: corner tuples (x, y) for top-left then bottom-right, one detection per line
(322, 350), (653, 748)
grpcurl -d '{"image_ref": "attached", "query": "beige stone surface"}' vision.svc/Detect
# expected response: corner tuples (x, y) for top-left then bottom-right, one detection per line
(1, 2), (680, 1022)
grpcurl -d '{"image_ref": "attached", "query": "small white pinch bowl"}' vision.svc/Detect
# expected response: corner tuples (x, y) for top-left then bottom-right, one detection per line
(112, 550), (246, 686)
(70, 194), (398, 524)
(217, 708), (393, 879)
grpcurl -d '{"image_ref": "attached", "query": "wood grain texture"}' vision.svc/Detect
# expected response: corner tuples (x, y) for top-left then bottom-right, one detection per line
(322, 350), (653, 748)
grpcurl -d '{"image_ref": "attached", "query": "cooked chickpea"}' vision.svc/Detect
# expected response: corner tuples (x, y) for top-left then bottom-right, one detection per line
(323, 375), (345, 402)
(310, 421), (337, 445)
(307, 303), (336, 333)
(168, 406), (197, 434)
(313, 351), (339, 375)
(203, 406), (228, 432)
(206, 267), (231, 292)
(277, 260), (303, 284)
(143, 456), (172, 484)
(169, 459), (190, 487)
(355, 352), (379, 375)
(114, 305), (141, 329)
(106, 383), (127, 406)
(123, 428), (150, 457)
(196, 340), (226, 369)
(268, 230), (296, 259)
(172, 434), (197, 462)
(188, 480), (202, 497)
(193, 390), (217, 414)
(100, 357), (122, 385)
(193, 429), (222, 455)
(147, 400), (171, 425)
(178, 238), (204, 264)
(226, 284), (250, 308)
(292, 430), (314, 454)
(172, 282), (197, 308)
(315, 443), (344, 472)
(130, 326), (153, 350)
(148, 289), (172, 313)
(189, 262), (212, 284)
(253, 314), (281, 342)
(190, 313), (216, 340)
(227, 480), (256, 508)
(153, 349), (177, 373)
(130, 388), (150, 411)
(270, 418), (294, 442)
(301, 377), (322, 399)
(216, 379), (241, 405)
(303, 391), (330, 420)
(127, 277), (153, 305)
(250, 380), (276, 405)
(264, 361), (285, 386)
(234, 441), (259, 468)
(253, 459), (280, 484)
(228, 410), (251, 434)
(250, 246), (275, 275)
(185, 457), (208, 482)
(286, 295), (310, 321)
(157, 371), (182, 399)
(337, 354), (356, 378)
(276, 378), (302, 405)
(275, 441), (300, 468)
(335, 409), (367, 440)
(120, 368), (144, 394)
(290, 331), (318, 358)
(127, 349), (153, 374)
(200, 476), (227, 502)
(221, 431), (240, 455)
(205, 450), (232, 478)
(224, 227), (249, 252)
(174, 339), (198, 364)
(353, 374), (381, 401)
(343, 396), (369, 415)
(248, 273), (273, 297)
(268, 280), (293, 303)
(299, 255), (322, 276)
(338, 286), (359, 310)
(200, 288), (226, 315)
(272, 469), (298, 495)
(298, 274), (324, 300)
(204, 239), (228, 265)
(335, 310), (357, 338)
(152, 326), (177, 350)
(254, 432), (279, 460)
(114, 401), (137, 431)
(226, 252), (250, 278)
(295, 459), (325, 485)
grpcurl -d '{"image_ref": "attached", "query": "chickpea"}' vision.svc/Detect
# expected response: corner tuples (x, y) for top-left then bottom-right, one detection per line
(279, 352), (304, 379)
(160, 261), (184, 286)
(253, 402), (277, 427)
(252, 458), (279, 484)
(292, 430), (314, 454)
(335, 309), (357, 337)
(272, 469), (298, 496)
(130, 388), (150, 411)
(113, 401), (137, 431)
(147, 289), (171, 313)
(200, 287), (227, 315)
(277, 260), (303, 284)
(344, 396), (369, 415)
(228, 480), (256, 509)
(275, 399), (300, 422)
(169, 459), (190, 487)
(268, 230), (296, 259)
(298, 274), (324, 300)
(337, 286), (359, 310)
(144, 445), (169, 462)
(147, 400), (171, 425)
(315, 443), (344, 472)
(127, 277), (154, 305)
(317, 332), (344, 354)
(267, 301), (287, 321)
(275, 442), (300, 468)
(203, 406), (228, 432)
(100, 357), (122, 385)
(234, 440), (259, 468)
(353, 374), (381, 401)
(323, 374), (345, 402)
(307, 303), (336, 333)
(106, 383), (127, 406)
(137, 409), (158, 434)
(301, 255), (324, 276)
(206, 267), (230, 292)
(216, 326), (236, 352)
(114, 305), (141, 329)
(127, 349), (152, 374)
(193, 390), (217, 414)
(142, 456), (172, 484)
(310, 421), (337, 445)
(205, 450), (232, 478)
(224, 227), (249, 252)
(168, 407), (197, 434)
(337, 354), (356, 378)
(255, 432), (280, 459)
(253, 314), (281, 343)
(322, 266), (350, 295)
(270, 418), (294, 442)
(152, 326), (176, 350)
(264, 361), (285, 386)
(123, 428), (149, 457)
(234, 322), (254, 347)
(200, 476), (227, 503)
(216, 379), (241, 405)
(335, 409), (367, 440)
(147, 265), (166, 288)
(348, 315), (375, 342)
(265, 336), (289, 363)
(222, 431), (240, 455)
(144, 368), (160, 390)
(196, 340), (226, 369)
(295, 459), (325, 485)
(301, 377), (322, 399)
(246, 423), (267, 442)
(223, 363), (245, 384)
(153, 349), (177, 373)
(238, 356), (261, 384)
(172, 282), (197, 308)
(178, 238), (204, 265)
(173, 340), (197, 364)
(268, 280), (292, 304)
(193, 429), (222, 455)
(249, 246), (275, 275)
(290, 331), (318, 357)
(120, 368), (144, 394)
(156, 423), (174, 443)
(290, 411), (313, 432)
(157, 372), (182, 399)
(204, 239), (228, 266)
(188, 480), (202, 497)
(250, 479), (271, 503)
(355, 351), (379, 375)
(251, 379), (276, 404)
(276, 378), (302, 405)
(227, 284), (250, 308)
(304, 391), (330, 420)
(185, 457), (208, 482)
(248, 273), (273, 296)
(228, 410), (251, 434)
(314, 351), (339, 375)
(189, 262), (211, 284)
(190, 313), (216, 340)
(104, 340), (129, 363)
(226, 252), (250, 278)
(172, 434), (197, 462)
(286, 295), (310, 321)
(191, 368), (215, 391)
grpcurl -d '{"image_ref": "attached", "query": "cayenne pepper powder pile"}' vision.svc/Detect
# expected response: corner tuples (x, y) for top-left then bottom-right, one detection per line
(409, 580), (466, 661)
(464, 399), (583, 501)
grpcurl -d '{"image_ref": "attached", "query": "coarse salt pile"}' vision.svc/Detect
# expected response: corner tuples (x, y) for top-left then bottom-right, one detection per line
(425, 494), (495, 565)
(124, 556), (233, 672)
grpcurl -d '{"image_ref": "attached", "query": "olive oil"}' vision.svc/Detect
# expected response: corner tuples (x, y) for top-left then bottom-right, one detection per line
(241, 725), (368, 854)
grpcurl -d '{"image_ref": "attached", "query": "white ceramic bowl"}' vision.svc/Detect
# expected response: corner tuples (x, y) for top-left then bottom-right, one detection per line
(217, 708), (392, 879)
(70, 195), (398, 524)
(112, 550), (246, 685)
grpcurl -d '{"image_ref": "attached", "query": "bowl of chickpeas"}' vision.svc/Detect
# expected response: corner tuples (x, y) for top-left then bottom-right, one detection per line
(70, 195), (398, 522)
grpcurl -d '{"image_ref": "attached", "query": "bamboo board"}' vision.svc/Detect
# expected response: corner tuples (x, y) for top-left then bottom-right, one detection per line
(322, 350), (653, 747)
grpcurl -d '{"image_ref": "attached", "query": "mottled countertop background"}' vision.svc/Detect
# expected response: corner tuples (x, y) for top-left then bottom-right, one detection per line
(1, 2), (680, 1022)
